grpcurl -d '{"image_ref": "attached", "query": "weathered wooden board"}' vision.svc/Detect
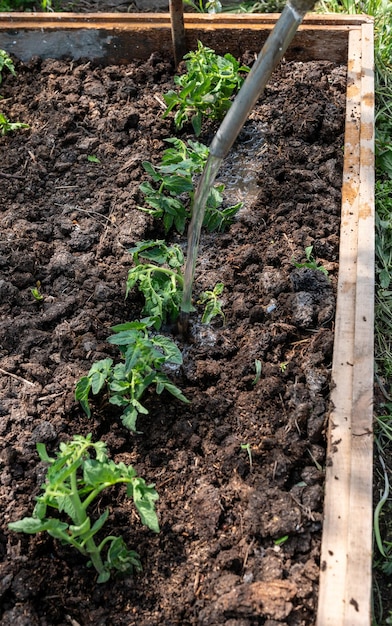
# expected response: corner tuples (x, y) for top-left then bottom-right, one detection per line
(0, 13), (372, 64)
(317, 21), (375, 626)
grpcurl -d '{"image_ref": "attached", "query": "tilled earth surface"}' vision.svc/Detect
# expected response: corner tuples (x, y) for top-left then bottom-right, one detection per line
(0, 53), (346, 625)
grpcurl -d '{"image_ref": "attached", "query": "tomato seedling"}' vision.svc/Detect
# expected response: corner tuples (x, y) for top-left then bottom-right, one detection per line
(0, 112), (29, 135)
(75, 318), (189, 432)
(197, 282), (225, 324)
(0, 49), (16, 83)
(0, 51), (29, 135)
(127, 240), (184, 328)
(252, 359), (262, 385)
(127, 243), (228, 328)
(139, 137), (241, 234)
(292, 245), (329, 277)
(8, 434), (159, 583)
(241, 443), (253, 471)
(163, 41), (249, 136)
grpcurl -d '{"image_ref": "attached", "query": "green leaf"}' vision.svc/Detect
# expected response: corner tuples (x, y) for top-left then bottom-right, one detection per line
(8, 517), (47, 534)
(198, 282), (225, 323)
(36, 442), (53, 464)
(8, 434), (160, 582)
(132, 478), (160, 533)
(0, 113), (29, 135)
(153, 335), (183, 364)
(90, 371), (107, 395)
(162, 89), (181, 115)
(75, 376), (92, 417)
(252, 359), (262, 385)
(122, 347), (146, 374)
(111, 319), (152, 333)
(0, 50), (16, 82)
(162, 42), (248, 135)
(139, 181), (156, 196)
(131, 398), (150, 414)
(96, 569), (111, 584)
(120, 405), (139, 432)
(125, 252), (184, 325)
(88, 359), (113, 395)
(109, 394), (130, 407)
(376, 138), (392, 179)
(0, 111), (11, 125)
(142, 160), (161, 181)
(107, 330), (141, 346)
(192, 111), (203, 137)
(33, 500), (47, 520)
(83, 459), (120, 486)
(379, 268), (390, 289)
(105, 536), (142, 575)
(129, 240), (167, 264)
(88, 509), (110, 537)
(154, 372), (189, 403)
(8, 517), (69, 536)
(162, 174), (193, 194)
(56, 495), (79, 522)
(201, 299), (222, 324)
(109, 379), (131, 393)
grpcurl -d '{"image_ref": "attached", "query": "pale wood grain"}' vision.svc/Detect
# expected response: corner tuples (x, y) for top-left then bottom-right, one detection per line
(317, 22), (374, 626)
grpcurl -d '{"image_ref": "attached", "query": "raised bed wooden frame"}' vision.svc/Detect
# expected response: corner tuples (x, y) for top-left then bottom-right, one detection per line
(0, 13), (375, 626)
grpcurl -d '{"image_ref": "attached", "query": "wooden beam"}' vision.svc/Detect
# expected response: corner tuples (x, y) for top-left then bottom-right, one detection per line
(0, 12), (374, 27)
(317, 21), (374, 626)
(345, 21), (375, 622)
(0, 13), (372, 64)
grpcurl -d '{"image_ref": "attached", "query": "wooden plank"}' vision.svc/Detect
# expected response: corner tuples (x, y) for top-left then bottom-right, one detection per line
(0, 13), (371, 64)
(316, 26), (362, 625)
(345, 21), (375, 624)
(0, 12), (374, 28)
(317, 22), (374, 626)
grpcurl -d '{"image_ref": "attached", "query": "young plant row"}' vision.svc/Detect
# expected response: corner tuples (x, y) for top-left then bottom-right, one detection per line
(9, 42), (248, 583)
(75, 42), (248, 435)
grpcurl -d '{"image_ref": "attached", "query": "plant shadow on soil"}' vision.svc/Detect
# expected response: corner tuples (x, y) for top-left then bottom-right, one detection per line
(0, 50), (347, 625)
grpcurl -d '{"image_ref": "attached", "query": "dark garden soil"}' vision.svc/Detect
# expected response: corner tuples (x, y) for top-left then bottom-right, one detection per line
(0, 52), (347, 625)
